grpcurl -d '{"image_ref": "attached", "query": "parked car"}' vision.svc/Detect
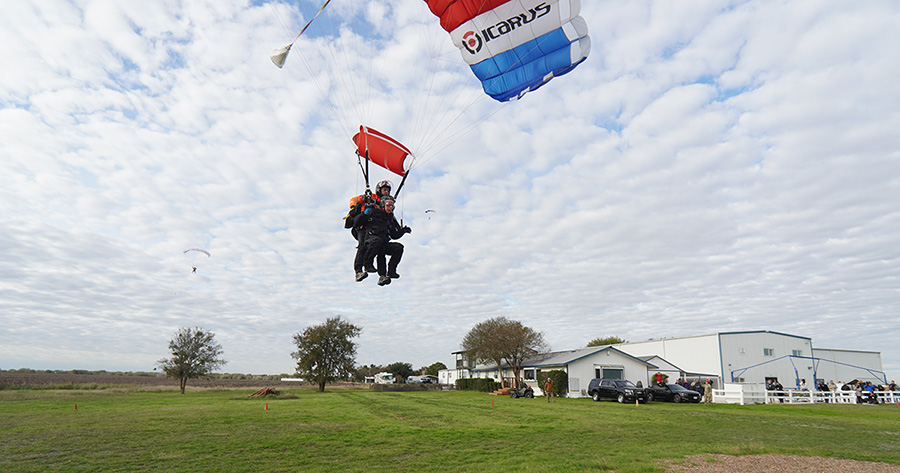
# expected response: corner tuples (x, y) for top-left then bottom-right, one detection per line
(646, 383), (701, 403)
(509, 385), (534, 398)
(587, 378), (647, 403)
(407, 375), (438, 384)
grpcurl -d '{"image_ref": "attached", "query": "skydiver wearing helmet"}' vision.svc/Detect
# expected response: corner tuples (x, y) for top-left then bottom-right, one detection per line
(345, 180), (395, 282)
(374, 180), (392, 204)
(353, 195), (410, 286)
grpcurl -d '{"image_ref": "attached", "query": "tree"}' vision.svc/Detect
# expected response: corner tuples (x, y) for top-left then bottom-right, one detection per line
(461, 316), (549, 389)
(424, 362), (447, 377)
(291, 316), (362, 392)
(385, 361), (415, 382)
(497, 319), (549, 389)
(157, 327), (226, 394)
(353, 364), (384, 382)
(587, 336), (627, 347)
(461, 317), (508, 386)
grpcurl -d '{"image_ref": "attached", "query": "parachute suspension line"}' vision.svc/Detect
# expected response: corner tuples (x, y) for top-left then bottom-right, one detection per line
(317, 9), (360, 139)
(272, 2), (357, 141)
(268, 2), (295, 40)
(411, 102), (504, 171)
(406, 13), (451, 155)
(400, 4), (484, 164)
(271, 0), (333, 68)
(403, 0), (506, 165)
(289, 11), (356, 143)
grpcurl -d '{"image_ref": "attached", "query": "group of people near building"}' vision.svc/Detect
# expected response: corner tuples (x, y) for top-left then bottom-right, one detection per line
(766, 378), (899, 404)
(825, 379), (899, 404)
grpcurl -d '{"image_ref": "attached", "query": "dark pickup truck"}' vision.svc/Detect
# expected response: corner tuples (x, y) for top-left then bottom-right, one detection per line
(587, 378), (648, 403)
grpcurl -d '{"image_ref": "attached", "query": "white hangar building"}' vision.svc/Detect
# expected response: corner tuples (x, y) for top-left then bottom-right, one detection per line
(614, 330), (886, 389)
(440, 330), (887, 395)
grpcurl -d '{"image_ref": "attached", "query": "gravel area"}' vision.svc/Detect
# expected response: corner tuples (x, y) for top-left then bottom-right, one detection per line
(663, 454), (900, 472)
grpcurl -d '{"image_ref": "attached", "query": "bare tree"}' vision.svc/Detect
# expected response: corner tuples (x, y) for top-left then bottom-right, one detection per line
(291, 316), (362, 392)
(157, 327), (226, 394)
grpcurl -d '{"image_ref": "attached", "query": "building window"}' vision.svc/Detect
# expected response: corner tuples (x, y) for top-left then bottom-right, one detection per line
(792, 349), (802, 356)
(734, 377), (745, 383)
(523, 369), (535, 381)
(763, 348), (774, 357)
(596, 367), (624, 379)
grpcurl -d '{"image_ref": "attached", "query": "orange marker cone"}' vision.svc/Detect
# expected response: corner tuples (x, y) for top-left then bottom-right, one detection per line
(265, 403), (268, 410)
(491, 400), (494, 407)
(74, 404), (77, 411)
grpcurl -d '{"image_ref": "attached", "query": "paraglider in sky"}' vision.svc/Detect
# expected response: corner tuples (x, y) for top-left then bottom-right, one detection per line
(183, 248), (210, 274)
(425, 209), (436, 220)
(424, 0), (591, 102)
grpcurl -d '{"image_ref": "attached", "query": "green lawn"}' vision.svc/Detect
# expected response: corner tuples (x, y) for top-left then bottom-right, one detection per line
(2, 388), (899, 472)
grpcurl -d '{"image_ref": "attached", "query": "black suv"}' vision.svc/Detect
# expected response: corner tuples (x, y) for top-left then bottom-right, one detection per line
(587, 378), (647, 403)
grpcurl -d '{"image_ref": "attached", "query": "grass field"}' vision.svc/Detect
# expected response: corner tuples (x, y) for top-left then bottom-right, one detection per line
(2, 388), (900, 472)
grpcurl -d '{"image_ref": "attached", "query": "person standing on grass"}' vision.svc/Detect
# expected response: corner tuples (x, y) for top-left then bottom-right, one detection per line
(544, 376), (555, 403)
(703, 380), (713, 405)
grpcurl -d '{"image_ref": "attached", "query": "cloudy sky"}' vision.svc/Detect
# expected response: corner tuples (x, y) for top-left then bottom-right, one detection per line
(2, 0), (899, 380)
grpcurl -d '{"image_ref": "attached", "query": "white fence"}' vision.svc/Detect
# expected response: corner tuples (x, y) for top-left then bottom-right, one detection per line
(713, 383), (900, 405)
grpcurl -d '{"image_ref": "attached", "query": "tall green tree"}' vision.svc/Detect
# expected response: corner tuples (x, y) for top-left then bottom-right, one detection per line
(461, 317), (508, 385)
(291, 316), (362, 392)
(157, 327), (226, 394)
(386, 361), (415, 381)
(497, 319), (548, 389)
(587, 336), (627, 347)
(424, 362), (447, 376)
(461, 316), (549, 389)
(353, 364), (384, 382)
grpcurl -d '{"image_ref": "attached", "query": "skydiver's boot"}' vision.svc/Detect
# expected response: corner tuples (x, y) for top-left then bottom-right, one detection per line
(387, 264), (400, 279)
(387, 255), (400, 279)
(355, 271), (368, 282)
(377, 275), (391, 286)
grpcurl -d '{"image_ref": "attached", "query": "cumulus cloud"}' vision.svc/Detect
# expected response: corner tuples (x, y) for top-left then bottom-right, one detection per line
(1, 0), (899, 379)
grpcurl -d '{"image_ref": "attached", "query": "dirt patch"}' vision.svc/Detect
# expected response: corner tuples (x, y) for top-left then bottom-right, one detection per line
(663, 454), (900, 472)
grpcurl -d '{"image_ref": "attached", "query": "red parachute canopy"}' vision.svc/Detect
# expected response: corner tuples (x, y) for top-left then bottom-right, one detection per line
(352, 126), (413, 177)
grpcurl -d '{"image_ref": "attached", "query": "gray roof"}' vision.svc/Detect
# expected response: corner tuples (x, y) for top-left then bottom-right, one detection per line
(473, 346), (657, 371)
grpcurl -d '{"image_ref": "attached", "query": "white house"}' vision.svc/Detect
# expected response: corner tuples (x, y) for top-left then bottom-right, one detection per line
(442, 346), (657, 398)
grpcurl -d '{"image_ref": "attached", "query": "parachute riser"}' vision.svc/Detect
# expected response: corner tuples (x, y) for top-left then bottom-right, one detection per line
(357, 150), (372, 201)
(393, 169), (410, 201)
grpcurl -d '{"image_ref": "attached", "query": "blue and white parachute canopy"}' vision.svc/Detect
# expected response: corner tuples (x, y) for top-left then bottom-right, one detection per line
(425, 0), (591, 102)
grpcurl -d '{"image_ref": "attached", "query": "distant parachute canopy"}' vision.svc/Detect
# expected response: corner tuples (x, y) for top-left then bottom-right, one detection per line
(183, 248), (211, 257)
(424, 0), (591, 102)
(353, 126), (414, 177)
